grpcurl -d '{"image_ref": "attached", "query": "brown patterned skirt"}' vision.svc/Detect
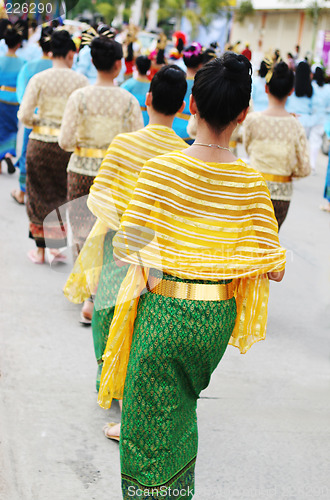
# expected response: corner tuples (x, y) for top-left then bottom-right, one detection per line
(272, 199), (290, 230)
(67, 171), (96, 259)
(26, 139), (71, 248)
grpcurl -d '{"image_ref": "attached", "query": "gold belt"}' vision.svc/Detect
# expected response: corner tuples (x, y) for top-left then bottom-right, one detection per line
(261, 173), (292, 183)
(33, 126), (60, 137)
(0, 85), (16, 92)
(176, 112), (190, 121)
(74, 147), (107, 158)
(140, 106), (147, 111)
(147, 275), (234, 301)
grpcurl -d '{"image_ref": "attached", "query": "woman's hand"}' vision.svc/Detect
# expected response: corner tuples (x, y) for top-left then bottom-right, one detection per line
(267, 269), (285, 282)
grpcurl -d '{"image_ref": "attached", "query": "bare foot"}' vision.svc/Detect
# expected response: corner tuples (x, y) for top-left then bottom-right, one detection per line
(103, 422), (121, 441)
(11, 189), (25, 204)
(27, 248), (45, 264)
(81, 299), (94, 321)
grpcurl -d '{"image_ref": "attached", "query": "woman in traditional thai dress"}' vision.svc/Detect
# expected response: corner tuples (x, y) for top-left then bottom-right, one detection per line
(286, 61), (313, 138)
(98, 53), (286, 498)
(0, 23), (25, 173)
(244, 61), (311, 229)
(59, 31), (143, 323)
(18, 29), (88, 264)
(309, 66), (330, 173)
(11, 26), (53, 205)
(63, 65), (188, 383)
(173, 42), (204, 143)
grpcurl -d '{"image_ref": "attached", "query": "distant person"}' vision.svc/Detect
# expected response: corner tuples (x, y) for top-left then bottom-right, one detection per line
(244, 61), (311, 229)
(309, 66), (330, 172)
(11, 26), (53, 205)
(0, 23), (25, 174)
(18, 29), (88, 264)
(173, 42), (204, 142)
(121, 55), (151, 126)
(320, 150), (330, 212)
(241, 42), (252, 61)
(286, 60), (313, 137)
(251, 60), (268, 111)
(293, 44), (300, 66)
(287, 52), (295, 71)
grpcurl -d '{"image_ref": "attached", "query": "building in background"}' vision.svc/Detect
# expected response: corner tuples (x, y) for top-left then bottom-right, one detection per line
(230, 0), (330, 66)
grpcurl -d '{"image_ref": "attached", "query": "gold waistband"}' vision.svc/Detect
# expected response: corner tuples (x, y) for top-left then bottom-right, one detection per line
(147, 275), (234, 301)
(261, 173), (292, 183)
(176, 112), (190, 121)
(140, 106), (147, 111)
(0, 85), (16, 92)
(74, 147), (107, 159)
(33, 126), (60, 137)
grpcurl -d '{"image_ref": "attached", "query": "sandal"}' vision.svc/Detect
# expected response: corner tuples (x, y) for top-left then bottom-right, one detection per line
(320, 204), (330, 213)
(103, 422), (120, 442)
(79, 297), (94, 326)
(27, 249), (45, 264)
(11, 189), (25, 205)
(5, 157), (16, 174)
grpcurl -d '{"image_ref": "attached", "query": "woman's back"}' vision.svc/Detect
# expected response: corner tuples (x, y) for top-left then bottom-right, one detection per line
(244, 112), (309, 177)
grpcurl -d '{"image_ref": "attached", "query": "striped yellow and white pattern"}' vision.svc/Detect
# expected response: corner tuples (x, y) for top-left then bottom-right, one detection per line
(63, 125), (187, 304)
(98, 151), (286, 409)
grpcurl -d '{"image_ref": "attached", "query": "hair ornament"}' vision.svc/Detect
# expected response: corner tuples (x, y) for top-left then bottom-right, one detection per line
(183, 42), (202, 59)
(81, 27), (115, 47)
(263, 53), (282, 83)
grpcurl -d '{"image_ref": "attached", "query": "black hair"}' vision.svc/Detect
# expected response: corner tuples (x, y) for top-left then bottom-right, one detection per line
(149, 64), (187, 115)
(267, 61), (294, 99)
(287, 52), (293, 58)
(259, 60), (268, 78)
(192, 52), (252, 132)
(202, 48), (217, 65)
(4, 24), (23, 49)
(313, 66), (325, 87)
(16, 19), (28, 41)
(90, 36), (123, 71)
(135, 55), (151, 75)
(39, 26), (53, 54)
(177, 38), (184, 54)
(0, 19), (10, 40)
(50, 30), (76, 58)
(183, 44), (204, 69)
(156, 49), (166, 65)
(295, 61), (313, 98)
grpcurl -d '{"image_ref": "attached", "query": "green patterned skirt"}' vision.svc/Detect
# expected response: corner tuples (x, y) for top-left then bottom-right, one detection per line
(120, 271), (237, 499)
(92, 230), (129, 390)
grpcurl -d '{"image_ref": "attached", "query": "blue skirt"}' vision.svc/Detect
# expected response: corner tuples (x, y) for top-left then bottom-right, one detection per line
(0, 101), (19, 160)
(324, 152), (330, 202)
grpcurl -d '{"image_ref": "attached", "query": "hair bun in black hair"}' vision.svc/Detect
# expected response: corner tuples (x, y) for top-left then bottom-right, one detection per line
(273, 61), (288, 78)
(222, 52), (252, 80)
(50, 29), (76, 58)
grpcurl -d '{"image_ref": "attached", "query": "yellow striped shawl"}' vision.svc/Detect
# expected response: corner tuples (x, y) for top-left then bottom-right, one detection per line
(98, 151), (286, 408)
(63, 125), (188, 303)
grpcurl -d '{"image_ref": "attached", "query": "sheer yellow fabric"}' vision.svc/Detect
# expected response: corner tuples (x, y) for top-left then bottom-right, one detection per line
(63, 126), (188, 303)
(63, 219), (108, 303)
(98, 151), (286, 409)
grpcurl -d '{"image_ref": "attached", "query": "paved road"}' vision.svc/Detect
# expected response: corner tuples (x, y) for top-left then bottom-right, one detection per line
(1, 152), (330, 500)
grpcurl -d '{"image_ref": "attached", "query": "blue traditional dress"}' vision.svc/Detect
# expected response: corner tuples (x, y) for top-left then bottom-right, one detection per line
(172, 77), (194, 143)
(121, 77), (150, 126)
(251, 75), (268, 112)
(286, 93), (313, 137)
(15, 56), (52, 191)
(0, 54), (25, 160)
